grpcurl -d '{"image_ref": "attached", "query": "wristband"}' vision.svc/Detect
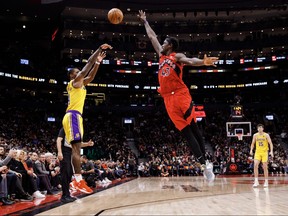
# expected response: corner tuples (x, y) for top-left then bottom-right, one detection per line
(96, 61), (100, 65)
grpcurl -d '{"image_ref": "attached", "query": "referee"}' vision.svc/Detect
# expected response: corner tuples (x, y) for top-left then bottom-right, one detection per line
(56, 128), (94, 203)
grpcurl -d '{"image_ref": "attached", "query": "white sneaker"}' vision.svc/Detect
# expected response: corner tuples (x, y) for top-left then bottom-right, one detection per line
(253, 181), (259, 187)
(203, 161), (215, 181)
(263, 180), (269, 187)
(105, 177), (112, 183)
(101, 180), (107, 184)
(33, 190), (46, 199)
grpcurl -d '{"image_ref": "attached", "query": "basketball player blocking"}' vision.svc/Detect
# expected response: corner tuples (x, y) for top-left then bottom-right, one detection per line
(138, 10), (219, 181)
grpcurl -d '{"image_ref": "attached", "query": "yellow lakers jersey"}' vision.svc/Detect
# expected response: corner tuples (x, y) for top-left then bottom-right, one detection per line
(66, 80), (86, 114)
(255, 133), (269, 152)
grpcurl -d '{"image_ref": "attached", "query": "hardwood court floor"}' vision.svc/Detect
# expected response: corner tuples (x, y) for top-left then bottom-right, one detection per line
(38, 174), (288, 215)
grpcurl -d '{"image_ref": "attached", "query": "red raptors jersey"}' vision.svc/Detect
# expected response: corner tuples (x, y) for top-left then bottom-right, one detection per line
(158, 53), (187, 96)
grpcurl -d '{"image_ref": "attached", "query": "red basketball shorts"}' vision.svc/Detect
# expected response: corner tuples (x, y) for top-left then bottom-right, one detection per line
(163, 90), (196, 131)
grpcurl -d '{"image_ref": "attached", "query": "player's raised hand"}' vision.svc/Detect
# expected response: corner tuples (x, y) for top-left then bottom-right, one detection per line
(87, 139), (94, 146)
(100, 43), (113, 50)
(138, 10), (147, 23)
(97, 52), (106, 63)
(203, 54), (219, 67)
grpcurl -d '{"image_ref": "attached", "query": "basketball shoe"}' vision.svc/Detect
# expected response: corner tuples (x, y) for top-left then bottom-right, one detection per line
(203, 160), (215, 181)
(75, 179), (93, 194)
(263, 180), (269, 187)
(253, 180), (259, 187)
(70, 179), (77, 191)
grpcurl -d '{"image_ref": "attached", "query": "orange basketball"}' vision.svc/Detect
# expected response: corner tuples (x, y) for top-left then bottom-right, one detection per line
(108, 8), (123, 24)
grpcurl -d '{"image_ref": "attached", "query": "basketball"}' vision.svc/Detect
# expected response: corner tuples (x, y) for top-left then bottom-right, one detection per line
(108, 8), (123, 24)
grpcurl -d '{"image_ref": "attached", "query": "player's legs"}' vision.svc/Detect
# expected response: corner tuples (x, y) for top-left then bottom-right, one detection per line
(164, 93), (214, 181)
(253, 158), (261, 187)
(190, 121), (205, 155)
(63, 111), (92, 194)
(62, 111), (83, 175)
(262, 162), (269, 187)
(71, 143), (81, 174)
(181, 125), (206, 164)
(262, 152), (269, 187)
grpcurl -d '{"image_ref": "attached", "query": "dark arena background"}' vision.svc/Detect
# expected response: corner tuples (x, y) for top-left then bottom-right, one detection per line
(0, 0), (288, 215)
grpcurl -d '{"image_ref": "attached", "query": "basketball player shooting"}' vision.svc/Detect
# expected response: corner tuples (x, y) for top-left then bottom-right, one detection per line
(138, 10), (218, 181)
(62, 43), (112, 193)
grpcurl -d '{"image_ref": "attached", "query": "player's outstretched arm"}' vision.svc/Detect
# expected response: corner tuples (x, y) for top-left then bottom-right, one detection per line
(81, 139), (94, 147)
(138, 10), (162, 56)
(73, 44), (112, 88)
(176, 53), (218, 67)
(83, 51), (107, 86)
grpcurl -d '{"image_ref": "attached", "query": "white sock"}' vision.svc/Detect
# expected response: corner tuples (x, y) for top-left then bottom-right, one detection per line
(74, 174), (82, 182)
(265, 179), (268, 183)
(255, 178), (258, 182)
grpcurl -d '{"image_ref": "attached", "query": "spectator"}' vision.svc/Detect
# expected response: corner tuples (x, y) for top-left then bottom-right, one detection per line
(80, 155), (96, 188)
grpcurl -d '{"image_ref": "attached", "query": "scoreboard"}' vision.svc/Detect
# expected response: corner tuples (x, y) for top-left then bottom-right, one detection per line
(231, 105), (243, 118)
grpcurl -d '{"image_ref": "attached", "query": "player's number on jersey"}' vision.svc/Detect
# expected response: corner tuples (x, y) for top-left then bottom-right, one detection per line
(161, 68), (170, 77)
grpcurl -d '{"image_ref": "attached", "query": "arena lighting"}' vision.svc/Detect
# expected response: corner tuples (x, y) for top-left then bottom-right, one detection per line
(189, 85), (198, 89)
(239, 65), (277, 71)
(66, 55), (288, 67)
(0, 72), (283, 90)
(102, 59), (110, 64)
(204, 81), (267, 89)
(114, 69), (142, 74)
(20, 59), (29, 65)
(189, 69), (225, 73)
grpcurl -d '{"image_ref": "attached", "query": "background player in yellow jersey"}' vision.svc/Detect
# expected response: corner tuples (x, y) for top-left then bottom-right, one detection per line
(250, 124), (274, 187)
(62, 43), (112, 193)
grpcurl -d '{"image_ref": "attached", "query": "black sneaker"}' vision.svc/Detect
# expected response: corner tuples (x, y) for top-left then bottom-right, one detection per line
(16, 193), (33, 202)
(47, 190), (60, 195)
(0, 197), (15, 205)
(60, 196), (76, 203)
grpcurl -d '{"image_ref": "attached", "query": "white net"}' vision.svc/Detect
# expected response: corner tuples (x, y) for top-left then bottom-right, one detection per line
(236, 134), (243, 140)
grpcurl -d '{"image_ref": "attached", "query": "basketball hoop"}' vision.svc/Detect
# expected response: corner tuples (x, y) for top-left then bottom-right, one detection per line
(236, 133), (243, 141)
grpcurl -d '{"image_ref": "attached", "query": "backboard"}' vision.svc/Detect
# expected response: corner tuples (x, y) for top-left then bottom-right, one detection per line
(226, 121), (252, 138)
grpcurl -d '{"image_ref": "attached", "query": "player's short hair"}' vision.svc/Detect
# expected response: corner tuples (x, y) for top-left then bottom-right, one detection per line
(81, 155), (87, 160)
(257, 124), (264, 128)
(166, 37), (179, 51)
(67, 68), (79, 78)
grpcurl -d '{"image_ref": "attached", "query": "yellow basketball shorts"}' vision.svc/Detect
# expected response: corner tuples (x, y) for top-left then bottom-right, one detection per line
(62, 110), (83, 144)
(254, 151), (268, 163)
